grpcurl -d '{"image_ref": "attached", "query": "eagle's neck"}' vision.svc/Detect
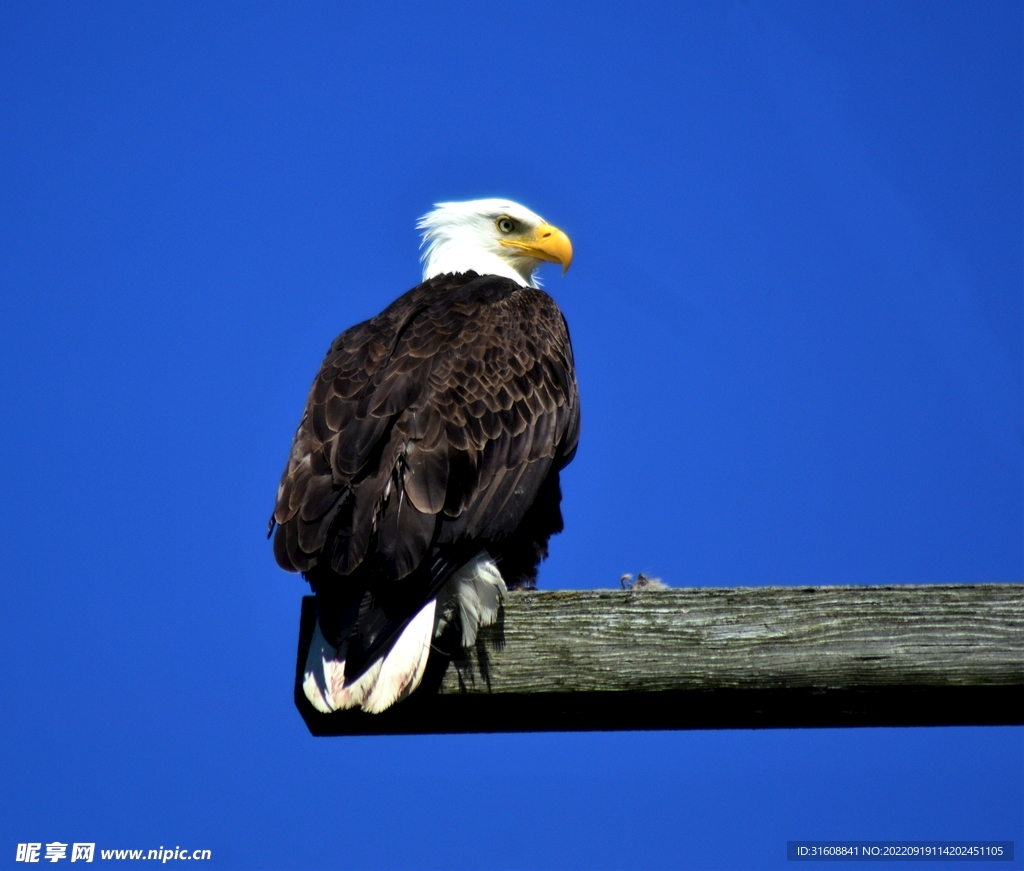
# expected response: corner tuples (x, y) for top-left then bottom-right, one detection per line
(421, 240), (538, 288)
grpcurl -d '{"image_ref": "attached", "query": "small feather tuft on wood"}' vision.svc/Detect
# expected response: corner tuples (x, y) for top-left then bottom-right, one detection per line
(620, 572), (669, 591)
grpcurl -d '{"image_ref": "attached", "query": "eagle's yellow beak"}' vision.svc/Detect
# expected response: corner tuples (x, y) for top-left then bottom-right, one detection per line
(499, 223), (573, 275)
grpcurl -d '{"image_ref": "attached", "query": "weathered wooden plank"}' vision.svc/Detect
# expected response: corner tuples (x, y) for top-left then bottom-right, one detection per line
(294, 584), (1024, 736)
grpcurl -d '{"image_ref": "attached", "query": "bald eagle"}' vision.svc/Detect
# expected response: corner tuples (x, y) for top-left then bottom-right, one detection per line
(270, 199), (579, 714)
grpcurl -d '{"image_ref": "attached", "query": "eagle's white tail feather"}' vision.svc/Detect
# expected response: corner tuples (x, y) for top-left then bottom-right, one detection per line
(304, 552), (506, 715)
(329, 657), (381, 711)
(302, 620), (341, 713)
(361, 598), (437, 714)
(302, 620), (382, 712)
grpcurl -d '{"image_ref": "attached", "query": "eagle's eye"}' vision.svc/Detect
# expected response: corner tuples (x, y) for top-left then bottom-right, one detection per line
(497, 217), (515, 234)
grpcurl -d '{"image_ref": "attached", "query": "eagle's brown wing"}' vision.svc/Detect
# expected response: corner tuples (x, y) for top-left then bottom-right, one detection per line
(272, 272), (578, 651)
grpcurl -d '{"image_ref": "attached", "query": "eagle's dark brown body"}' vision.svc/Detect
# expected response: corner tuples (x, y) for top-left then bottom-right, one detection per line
(271, 271), (579, 675)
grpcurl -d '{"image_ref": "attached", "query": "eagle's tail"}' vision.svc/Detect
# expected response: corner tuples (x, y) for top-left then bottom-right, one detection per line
(302, 552), (505, 714)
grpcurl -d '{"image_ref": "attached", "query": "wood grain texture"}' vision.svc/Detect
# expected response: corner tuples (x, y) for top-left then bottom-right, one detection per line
(294, 584), (1024, 736)
(440, 585), (1023, 693)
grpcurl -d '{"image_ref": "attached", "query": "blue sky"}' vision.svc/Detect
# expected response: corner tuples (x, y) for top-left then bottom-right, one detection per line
(1, 2), (1020, 869)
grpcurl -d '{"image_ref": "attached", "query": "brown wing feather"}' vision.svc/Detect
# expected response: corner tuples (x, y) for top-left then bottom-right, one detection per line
(272, 272), (580, 597)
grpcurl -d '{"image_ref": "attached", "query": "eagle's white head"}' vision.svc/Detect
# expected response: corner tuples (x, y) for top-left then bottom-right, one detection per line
(418, 198), (573, 288)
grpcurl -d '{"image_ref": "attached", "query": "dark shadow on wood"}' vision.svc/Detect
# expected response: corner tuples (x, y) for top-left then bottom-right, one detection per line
(293, 595), (1024, 736)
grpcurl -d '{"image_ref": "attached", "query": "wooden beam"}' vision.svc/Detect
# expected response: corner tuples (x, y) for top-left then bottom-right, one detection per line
(293, 584), (1024, 736)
